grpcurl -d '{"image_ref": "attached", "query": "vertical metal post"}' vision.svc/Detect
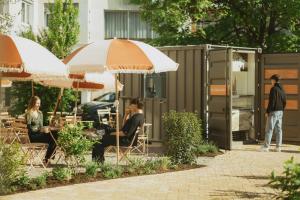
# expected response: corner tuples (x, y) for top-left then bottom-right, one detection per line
(115, 73), (120, 164)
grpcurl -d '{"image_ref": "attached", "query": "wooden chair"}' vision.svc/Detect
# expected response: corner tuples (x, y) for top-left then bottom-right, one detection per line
(131, 123), (152, 155)
(104, 128), (141, 162)
(12, 120), (48, 169)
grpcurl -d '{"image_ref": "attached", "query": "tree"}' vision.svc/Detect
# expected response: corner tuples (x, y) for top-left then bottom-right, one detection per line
(45, 0), (80, 59)
(132, 0), (300, 52)
(205, 0), (300, 52)
(9, 0), (80, 121)
(0, 0), (13, 34)
(130, 0), (213, 45)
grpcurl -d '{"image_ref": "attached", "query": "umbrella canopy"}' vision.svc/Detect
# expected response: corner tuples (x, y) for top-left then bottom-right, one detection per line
(64, 39), (179, 74)
(40, 72), (123, 92)
(0, 34), (68, 79)
(0, 80), (12, 88)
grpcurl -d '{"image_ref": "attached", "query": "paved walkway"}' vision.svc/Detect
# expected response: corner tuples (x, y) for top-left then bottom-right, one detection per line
(2, 144), (300, 200)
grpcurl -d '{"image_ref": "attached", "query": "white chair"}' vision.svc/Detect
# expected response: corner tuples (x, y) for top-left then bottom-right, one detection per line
(97, 108), (111, 125)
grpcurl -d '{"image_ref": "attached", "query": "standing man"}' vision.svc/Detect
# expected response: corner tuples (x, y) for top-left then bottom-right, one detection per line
(261, 74), (286, 152)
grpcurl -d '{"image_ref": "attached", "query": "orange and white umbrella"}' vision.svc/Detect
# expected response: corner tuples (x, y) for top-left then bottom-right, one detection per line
(0, 34), (68, 79)
(0, 80), (12, 88)
(64, 39), (179, 74)
(40, 72), (123, 92)
(64, 39), (178, 163)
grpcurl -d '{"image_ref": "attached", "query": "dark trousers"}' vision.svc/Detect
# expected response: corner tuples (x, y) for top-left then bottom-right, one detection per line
(92, 134), (128, 162)
(29, 131), (58, 160)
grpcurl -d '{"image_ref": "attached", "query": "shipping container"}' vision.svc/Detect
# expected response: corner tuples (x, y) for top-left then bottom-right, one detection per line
(120, 45), (300, 150)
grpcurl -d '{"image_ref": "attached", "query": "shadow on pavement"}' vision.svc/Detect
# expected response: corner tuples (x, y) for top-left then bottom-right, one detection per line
(210, 190), (274, 199)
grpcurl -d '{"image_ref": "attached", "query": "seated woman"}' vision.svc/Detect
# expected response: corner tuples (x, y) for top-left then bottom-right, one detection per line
(25, 96), (58, 165)
(92, 98), (144, 163)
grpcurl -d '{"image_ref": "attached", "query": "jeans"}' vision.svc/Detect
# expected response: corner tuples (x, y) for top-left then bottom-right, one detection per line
(264, 111), (283, 148)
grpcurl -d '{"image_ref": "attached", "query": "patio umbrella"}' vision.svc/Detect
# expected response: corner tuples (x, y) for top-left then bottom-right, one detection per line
(64, 39), (179, 163)
(0, 34), (70, 103)
(0, 34), (68, 78)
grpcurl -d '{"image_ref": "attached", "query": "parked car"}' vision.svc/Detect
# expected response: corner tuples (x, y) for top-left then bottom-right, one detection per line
(76, 92), (116, 126)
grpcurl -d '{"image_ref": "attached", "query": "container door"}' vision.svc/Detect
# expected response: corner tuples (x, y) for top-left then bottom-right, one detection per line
(260, 53), (300, 142)
(207, 49), (232, 150)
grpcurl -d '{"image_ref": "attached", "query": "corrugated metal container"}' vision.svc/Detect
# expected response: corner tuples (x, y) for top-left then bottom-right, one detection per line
(120, 45), (300, 150)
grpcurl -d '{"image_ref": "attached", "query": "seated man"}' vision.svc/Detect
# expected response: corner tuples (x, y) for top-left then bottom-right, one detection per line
(92, 98), (144, 163)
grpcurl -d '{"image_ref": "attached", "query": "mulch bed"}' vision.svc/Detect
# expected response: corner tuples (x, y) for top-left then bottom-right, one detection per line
(7, 164), (204, 195)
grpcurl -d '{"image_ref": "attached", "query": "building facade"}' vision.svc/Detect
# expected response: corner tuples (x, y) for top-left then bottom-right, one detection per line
(0, 0), (156, 104)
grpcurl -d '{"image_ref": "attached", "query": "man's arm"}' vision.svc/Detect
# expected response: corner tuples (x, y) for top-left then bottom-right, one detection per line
(266, 87), (276, 114)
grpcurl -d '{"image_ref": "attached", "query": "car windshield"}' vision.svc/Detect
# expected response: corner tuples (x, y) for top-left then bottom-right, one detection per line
(94, 93), (115, 102)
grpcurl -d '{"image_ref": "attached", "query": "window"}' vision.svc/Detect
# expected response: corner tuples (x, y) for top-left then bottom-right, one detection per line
(21, 1), (31, 24)
(105, 10), (157, 39)
(144, 73), (166, 99)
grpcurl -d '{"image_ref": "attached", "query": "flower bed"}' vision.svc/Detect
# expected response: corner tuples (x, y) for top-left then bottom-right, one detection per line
(3, 158), (204, 196)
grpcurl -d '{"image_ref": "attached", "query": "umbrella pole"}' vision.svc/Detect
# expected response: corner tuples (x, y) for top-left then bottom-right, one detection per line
(31, 81), (34, 97)
(52, 88), (64, 125)
(74, 81), (79, 123)
(115, 74), (120, 164)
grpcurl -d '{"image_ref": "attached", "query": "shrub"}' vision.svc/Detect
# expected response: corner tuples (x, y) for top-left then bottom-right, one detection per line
(0, 141), (26, 195)
(58, 124), (96, 166)
(269, 157), (300, 199)
(85, 161), (99, 178)
(31, 172), (49, 189)
(127, 158), (146, 175)
(14, 172), (31, 188)
(195, 142), (219, 155)
(52, 167), (73, 182)
(99, 163), (124, 179)
(162, 111), (202, 165)
(156, 157), (172, 171)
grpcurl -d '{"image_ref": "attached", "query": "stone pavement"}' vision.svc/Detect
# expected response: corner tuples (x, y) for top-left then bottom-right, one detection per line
(1, 144), (300, 200)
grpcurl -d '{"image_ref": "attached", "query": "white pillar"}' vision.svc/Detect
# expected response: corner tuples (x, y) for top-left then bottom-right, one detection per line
(81, 91), (92, 104)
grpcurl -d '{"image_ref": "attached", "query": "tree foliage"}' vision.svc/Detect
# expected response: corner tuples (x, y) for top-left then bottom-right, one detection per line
(0, 0), (13, 34)
(130, 0), (212, 45)
(206, 0), (300, 52)
(9, 0), (80, 120)
(132, 0), (300, 52)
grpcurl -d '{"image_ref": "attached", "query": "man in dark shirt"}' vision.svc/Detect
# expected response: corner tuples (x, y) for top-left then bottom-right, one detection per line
(92, 98), (144, 162)
(261, 74), (286, 152)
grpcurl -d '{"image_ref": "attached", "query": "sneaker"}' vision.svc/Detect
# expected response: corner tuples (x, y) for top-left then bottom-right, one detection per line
(275, 147), (281, 152)
(260, 146), (269, 152)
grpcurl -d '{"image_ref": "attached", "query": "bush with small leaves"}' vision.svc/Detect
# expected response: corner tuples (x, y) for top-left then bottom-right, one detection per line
(85, 161), (99, 178)
(31, 172), (49, 189)
(195, 142), (219, 155)
(99, 163), (124, 179)
(52, 167), (73, 182)
(0, 141), (26, 195)
(269, 157), (300, 200)
(162, 111), (202, 165)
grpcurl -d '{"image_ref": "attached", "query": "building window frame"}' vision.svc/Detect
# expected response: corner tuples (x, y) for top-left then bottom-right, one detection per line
(104, 10), (157, 40)
(21, 0), (32, 25)
(143, 73), (167, 99)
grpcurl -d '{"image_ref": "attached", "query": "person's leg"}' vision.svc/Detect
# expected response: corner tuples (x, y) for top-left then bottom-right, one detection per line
(92, 134), (116, 162)
(274, 111), (283, 150)
(29, 133), (54, 160)
(263, 112), (276, 149)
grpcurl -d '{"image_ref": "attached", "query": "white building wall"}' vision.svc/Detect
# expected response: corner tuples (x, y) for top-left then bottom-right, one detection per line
(4, 0), (140, 103)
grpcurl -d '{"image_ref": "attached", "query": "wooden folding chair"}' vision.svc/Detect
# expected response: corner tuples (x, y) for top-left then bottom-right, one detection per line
(131, 123), (152, 155)
(12, 120), (48, 169)
(104, 128), (140, 162)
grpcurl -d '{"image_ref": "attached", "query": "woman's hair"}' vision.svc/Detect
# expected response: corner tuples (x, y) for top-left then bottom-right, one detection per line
(27, 96), (40, 111)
